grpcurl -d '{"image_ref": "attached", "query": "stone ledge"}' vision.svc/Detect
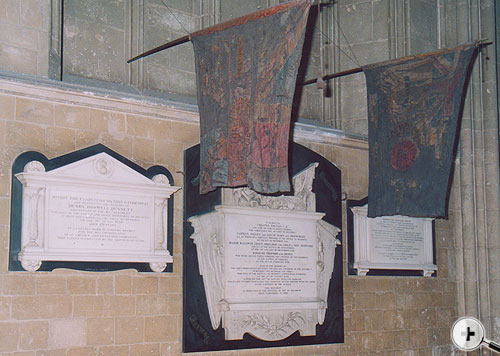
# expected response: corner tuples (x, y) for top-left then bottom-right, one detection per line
(0, 71), (368, 150)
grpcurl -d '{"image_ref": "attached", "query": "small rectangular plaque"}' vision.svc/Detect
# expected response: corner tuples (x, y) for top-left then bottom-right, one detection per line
(350, 202), (437, 276)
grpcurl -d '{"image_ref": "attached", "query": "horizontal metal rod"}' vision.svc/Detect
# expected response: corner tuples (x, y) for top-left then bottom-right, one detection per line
(301, 40), (492, 86)
(127, 35), (190, 64)
(127, 0), (312, 64)
(301, 67), (363, 85)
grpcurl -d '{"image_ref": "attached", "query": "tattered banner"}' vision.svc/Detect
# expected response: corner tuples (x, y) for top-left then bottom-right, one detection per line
(192, 0), (312, 195)
(363, 42), (480, 218)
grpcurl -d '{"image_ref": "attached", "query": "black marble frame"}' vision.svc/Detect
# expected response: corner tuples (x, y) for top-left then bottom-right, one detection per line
(9, 144), (175, 273)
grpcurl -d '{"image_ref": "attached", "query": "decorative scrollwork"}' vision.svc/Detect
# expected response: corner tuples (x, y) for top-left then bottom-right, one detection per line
(229, 163), (319, 211)
(21, 259), (42, 272)
(149, 262), (167, 273)
(24, 161), (45, 173)
(93, 157), (113, 177)
(241, 312), (305, 340)
(152, 174), (171, 186)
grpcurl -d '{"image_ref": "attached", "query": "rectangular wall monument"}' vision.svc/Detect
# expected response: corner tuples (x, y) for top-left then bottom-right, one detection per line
(10, 145), (180, 273)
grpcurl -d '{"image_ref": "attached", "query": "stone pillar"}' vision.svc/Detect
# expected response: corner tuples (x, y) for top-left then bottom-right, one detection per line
(443, 0), (500, 343)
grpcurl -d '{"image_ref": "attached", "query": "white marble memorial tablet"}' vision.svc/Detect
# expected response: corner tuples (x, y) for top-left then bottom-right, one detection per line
(15, 152), (180, 272)
(350, 204), (437, 276)
(188, 163), (341, 341)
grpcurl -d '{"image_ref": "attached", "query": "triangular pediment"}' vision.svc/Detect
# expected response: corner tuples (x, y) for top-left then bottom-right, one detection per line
(47, 152), (153, 184)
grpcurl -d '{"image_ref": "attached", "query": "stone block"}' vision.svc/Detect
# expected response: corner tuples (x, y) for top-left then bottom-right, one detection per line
(160, 341), (181, 356)
(12, 296), (39, 319)
(162, 69), (197, 97)
(353, 292), (377, 310)
(0, 322), (19, 352)
(75, 130), (100, 149)
(364, 310), (385, 331)
(133, 276), (158, 294)
(115, 316), (144, 344)
(167, 42), (195, 73)
(87, 317), (114, 345)
(136, 295), (169, 316)
(6, 121), (45, 150)
(0, 120), (5, 148)
(346, 310), (365, 331)
(144, 62), (170, 93)
(129, 343), (160, 356)
(145, 316), (178, 342)
(126, 114), (151, 138)
(169, 121), (199, 145)
(38, 295), (73, 318)
(338, 2), (373, 45)
(66, 347), (97, 356)
(114, 275), (132, 294)
(37, 30), (49, 76)
(67, 277), (96, 294)
(382, 310), (398, 330)
(427, 327), (448, 347)
(102, 295), (135, 317)
(393, 330), (411, 350)
(36, 350), (66, 356)
(132, 137), (155, 164)
(54, 105), (90, 130)
(376, 292), (396, 309)
(0, 23), (39, 49)
(360, 278), (393, 292)
(0, 296), (10, 319)
(154, 140), (184, 171)
(0, 197), (10, 224)
(166, 296), (181, 317)
(1, 0), (20, 24)
(96, 345), (128, 356)
(96, 276), (114, 295)
(35, 276), (67, 294)
(20, 0), (48, 29)
(100, 134), (133, 158)
(0, 95), (15, 120)
(158, 275), (181, 294)
(0, 43), (38, 75)
(65, 0), (126, 29)
(45, 126), (76, 153)
(147, 3), (199, 33)
(63, 18), (126, 83)
(90, 110), (125, 139)
(4, 275), (35, 295)
(147, 119), (172, 141)
(73, 295), (103, 317)
(19, 321), (48, 350)
(48, 319), (86, 349)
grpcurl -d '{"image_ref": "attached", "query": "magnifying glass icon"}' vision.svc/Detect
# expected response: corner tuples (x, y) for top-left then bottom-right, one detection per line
(451, 317), (500, 353)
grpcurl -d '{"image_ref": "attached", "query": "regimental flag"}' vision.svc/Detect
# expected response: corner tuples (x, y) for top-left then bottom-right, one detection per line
(191, 0), (312, 195)
(363, 42), (480, 218)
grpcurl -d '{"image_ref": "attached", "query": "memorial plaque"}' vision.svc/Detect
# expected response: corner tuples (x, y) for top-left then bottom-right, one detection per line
(188, 163), (340, 341)
(350, 203), (437, 276)
(183, 143), (344, 353)
(11, 145), (180, 272)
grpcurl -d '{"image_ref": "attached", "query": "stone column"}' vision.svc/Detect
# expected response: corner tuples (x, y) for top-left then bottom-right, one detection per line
(442, 0), (500, 343)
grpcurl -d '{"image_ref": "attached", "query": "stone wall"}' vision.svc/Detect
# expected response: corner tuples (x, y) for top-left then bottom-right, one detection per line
(0, 0), (50, 77)
(0, 76), (458, 355)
